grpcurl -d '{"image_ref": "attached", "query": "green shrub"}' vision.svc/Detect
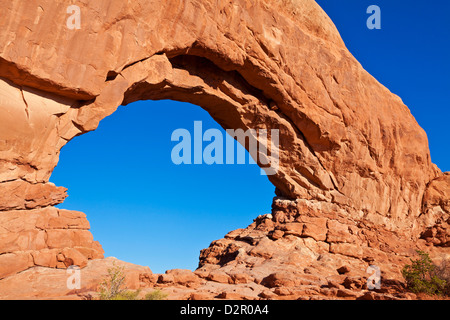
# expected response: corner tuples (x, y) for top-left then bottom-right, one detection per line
(97, 262), (169, 300)
(98, 262), (140, 300)
(402, 250), (447, 296)
(144, 289), (168, 300)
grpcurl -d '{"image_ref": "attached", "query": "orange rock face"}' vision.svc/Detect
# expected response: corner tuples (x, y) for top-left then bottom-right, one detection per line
(0, 206), (103, 279)
(0, 0), (448, 299)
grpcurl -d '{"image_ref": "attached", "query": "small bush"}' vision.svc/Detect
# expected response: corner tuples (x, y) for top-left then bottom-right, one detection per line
(144, 289), (168, 300)
(402, 250), (447, 296)
(97, 262), (170, 300)
(98, 262), (140, 300)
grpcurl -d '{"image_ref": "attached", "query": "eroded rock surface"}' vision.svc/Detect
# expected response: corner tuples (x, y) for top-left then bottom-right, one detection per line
(0, 206), (103, 279)
(0, 0), (448, 299)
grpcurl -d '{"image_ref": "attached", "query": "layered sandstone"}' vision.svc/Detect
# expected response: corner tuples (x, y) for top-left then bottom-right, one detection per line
(0, 0), (448, 299)
(0, 206), (103, 279)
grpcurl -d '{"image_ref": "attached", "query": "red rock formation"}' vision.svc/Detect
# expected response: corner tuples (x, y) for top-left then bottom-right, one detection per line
(0, 206), (103, 279)
(0, 0), (448, 299)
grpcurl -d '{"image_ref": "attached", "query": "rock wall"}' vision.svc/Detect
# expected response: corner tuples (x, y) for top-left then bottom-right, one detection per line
(0, 0), (448, 285)
(0, 206), (103, 279)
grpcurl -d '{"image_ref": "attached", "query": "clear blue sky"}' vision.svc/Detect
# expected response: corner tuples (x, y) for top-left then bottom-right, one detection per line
(51, 1), (449, 273)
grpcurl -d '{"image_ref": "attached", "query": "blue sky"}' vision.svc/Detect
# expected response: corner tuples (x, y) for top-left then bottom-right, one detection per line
(51, 1), (449, 273)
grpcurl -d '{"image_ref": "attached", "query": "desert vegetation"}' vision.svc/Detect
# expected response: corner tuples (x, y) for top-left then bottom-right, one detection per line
(402, 250), (449, 297)
(98, 263), (168, 300)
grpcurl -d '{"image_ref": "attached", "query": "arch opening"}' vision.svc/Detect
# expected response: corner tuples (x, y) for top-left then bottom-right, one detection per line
(51, 99), (275, 273)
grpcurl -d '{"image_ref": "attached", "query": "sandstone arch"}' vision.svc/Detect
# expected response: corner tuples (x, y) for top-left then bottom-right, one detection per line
(0, 0), (448, 283)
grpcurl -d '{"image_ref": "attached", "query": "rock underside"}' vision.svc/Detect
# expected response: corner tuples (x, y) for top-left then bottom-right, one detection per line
(0, 0), (448, 299)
